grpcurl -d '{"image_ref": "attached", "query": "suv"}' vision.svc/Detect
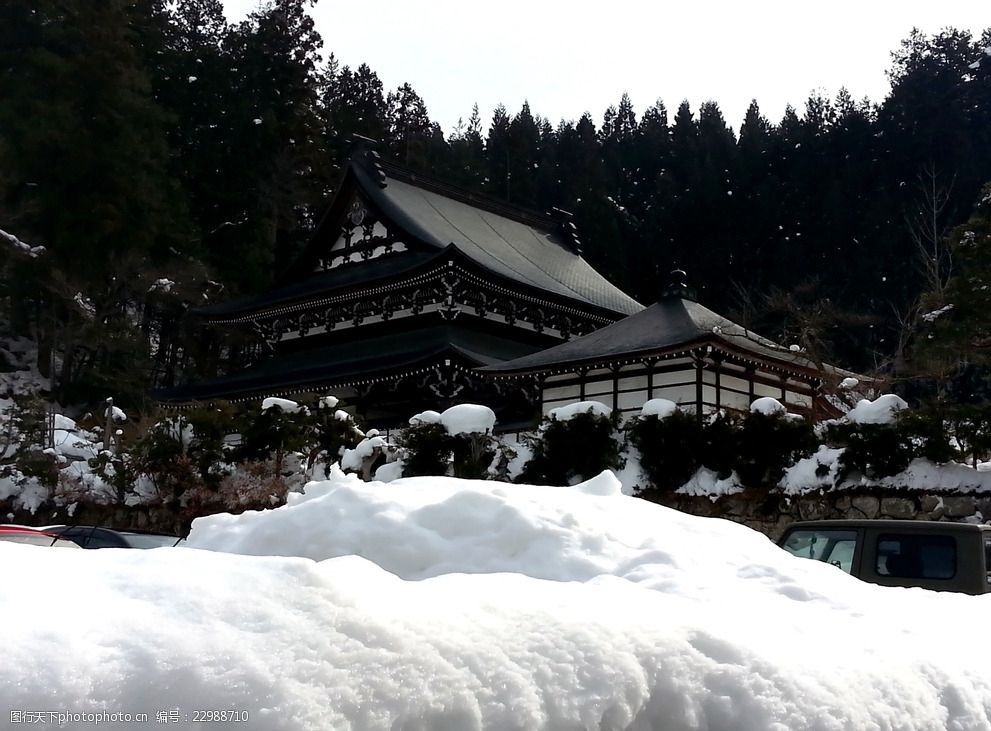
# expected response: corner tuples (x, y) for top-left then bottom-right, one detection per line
(778, 519), (991, 594)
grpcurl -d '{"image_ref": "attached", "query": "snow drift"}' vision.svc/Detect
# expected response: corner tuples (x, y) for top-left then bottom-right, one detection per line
(4, 469), (991, 730)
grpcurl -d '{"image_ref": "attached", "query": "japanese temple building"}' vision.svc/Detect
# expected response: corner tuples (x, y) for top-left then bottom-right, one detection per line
(157, 142), (643, 427)
(481, 271), (853, 421)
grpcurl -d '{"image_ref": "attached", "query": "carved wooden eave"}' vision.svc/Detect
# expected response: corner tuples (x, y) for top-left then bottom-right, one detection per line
(202, 247), (619, 350)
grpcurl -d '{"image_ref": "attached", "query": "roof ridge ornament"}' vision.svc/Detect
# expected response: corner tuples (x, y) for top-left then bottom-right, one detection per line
(348, 135), (387, 188)
(660, 269), (697, 301)
(547, 208), (583, 255)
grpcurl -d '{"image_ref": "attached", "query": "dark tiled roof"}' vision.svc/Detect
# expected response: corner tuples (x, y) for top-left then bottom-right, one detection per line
(199, 151), (643, 321)
(155, 326), (539, 403)
(481, 293), (848, 377)
(358, 160), (643, 317)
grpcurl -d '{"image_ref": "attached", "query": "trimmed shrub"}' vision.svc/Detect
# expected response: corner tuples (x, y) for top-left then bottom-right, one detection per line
(184, 401), (238, 486)
(520, 408), (621, 485)
(398, 422), (451, 477)
(16, 448), (59, 488)
(236, 401), (309, 476)
(310, 400), (363, 478)
(898, 403), (957, 465)
(947, 403), (991, 466)
(133, 417), (198, 508)
(827, 422), (913, 481)
(734, 410), (817, 489)
(449, 433), (496, 479)
(700, 410), (739, 480)
(627, 408), (703, 491)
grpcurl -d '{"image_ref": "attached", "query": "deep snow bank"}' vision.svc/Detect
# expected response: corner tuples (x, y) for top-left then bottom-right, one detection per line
(4, 470), (991, 730)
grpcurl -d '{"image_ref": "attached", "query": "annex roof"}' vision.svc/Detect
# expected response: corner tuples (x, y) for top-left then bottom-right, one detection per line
(482, 272), (852, 379)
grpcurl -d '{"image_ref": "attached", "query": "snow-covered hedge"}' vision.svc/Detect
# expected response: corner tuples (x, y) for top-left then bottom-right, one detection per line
(8, 390), (991, 522)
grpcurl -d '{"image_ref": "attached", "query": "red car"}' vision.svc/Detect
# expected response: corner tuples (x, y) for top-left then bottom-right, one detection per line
(0, 525), (82, 548)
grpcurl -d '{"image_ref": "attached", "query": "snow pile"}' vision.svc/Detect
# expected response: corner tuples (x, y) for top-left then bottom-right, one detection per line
(874, 458), (991, 493)
(640, 398), (678, 419)
(750, 396), (786, 416)
(676, 466), (743, 498)
(921, 303), (954, 323)
(261, 396), (307, 414)
(0, 227), (46, 258)
(409, 409), (441, 425)
(500, 432), (533, 482)
(104, 401), (127, 423)
(5, 472), (991, 730)
(340, 433), (388, 473)
(548, 400), (612, 421)
(846, 394), (908, 424)
(779, 445), (844, 495)
(439, 403), (495, 435)
(147, 277), (175, 294)
(838, 377), (859, 390)
(0, 335), (50, 398)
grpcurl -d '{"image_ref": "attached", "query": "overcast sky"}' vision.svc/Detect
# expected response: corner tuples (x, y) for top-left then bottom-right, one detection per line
(222, 0), (988, 135)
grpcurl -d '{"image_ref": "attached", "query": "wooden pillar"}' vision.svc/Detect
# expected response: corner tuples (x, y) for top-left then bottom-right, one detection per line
(713, 355), (722, 410)
(612, 366), (620, 411)
(535, 374), (546, 421)
(695, 354), (704, 423)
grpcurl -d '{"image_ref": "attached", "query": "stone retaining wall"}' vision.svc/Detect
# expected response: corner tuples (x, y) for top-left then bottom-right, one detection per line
(639, 489), (991, 540)
(8, 488), (990, 543)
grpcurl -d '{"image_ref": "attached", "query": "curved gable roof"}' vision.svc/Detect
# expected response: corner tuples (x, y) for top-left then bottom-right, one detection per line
(198, 148), (643, 322)
(357, 161), (642, 317)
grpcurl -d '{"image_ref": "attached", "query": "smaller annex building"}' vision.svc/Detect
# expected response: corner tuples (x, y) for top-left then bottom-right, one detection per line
(482, 271), (853, 421)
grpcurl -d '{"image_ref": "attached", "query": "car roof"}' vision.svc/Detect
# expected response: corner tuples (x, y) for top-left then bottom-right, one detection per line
(47, 525), (184, 547)
(0, 525), (84, 547)
(784, 519), (991, 534)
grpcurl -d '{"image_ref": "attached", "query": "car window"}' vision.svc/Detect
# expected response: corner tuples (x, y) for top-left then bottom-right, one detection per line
(54, 528), (125, 549)
(876, 533), (956, 580)
(120, 533), (182, 549)
(782, 529), (858, 573)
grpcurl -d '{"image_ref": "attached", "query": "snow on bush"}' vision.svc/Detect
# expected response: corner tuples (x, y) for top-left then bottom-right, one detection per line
(261, 396), (306, 414)
(846, 394), (908, 424)
(5, 470), (991, 730)
(639, 398), (678, 419)
(547, 400), (612, 421)
(779, 445), (844, 494)
(523, 403), (621, 485)
(340, 435), (388, 473)
(749, 396), (786, 416)
(439, 403), (496, 435)
(409, 410), (441, 426)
